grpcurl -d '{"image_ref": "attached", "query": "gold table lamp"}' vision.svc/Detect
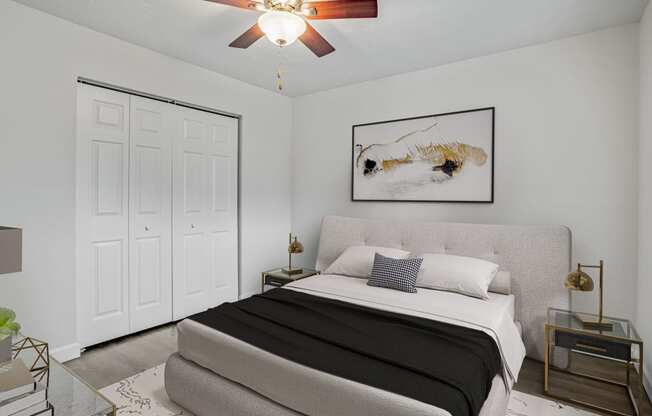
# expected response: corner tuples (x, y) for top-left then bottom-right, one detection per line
(282, 233), (304, 275)
(564, 260), (613, 331)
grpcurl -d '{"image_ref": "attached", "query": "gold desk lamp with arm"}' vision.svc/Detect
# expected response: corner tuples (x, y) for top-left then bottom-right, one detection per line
(564, 260), (613, 331)
(282, 233), (304, 275)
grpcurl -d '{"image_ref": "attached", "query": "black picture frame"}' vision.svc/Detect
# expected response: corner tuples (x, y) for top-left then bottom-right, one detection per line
(351, 107), (495, 203)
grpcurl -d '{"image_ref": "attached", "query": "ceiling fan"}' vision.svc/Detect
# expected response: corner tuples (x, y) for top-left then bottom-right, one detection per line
(205, 0), (378, 57)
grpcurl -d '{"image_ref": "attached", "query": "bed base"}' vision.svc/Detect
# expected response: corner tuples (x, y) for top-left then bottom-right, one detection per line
(165, 353), (302, 416)
(165, 353), (511, 416)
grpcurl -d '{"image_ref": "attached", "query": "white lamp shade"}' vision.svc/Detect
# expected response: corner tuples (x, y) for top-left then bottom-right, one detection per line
(258, 11), (307, 47)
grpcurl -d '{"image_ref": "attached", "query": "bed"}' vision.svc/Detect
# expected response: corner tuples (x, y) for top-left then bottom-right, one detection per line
(165, 215), (571, 416)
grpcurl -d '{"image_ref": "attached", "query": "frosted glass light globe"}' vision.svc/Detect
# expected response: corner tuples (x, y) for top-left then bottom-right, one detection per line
(258, 10), (307, 47)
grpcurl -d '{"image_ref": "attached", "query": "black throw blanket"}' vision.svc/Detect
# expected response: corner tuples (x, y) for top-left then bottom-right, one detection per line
(189, 288), (501, 416)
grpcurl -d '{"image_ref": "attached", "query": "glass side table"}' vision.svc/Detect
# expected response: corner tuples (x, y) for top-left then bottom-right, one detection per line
(12, 335), (116, 416)
(545, 308), (643, 416)
(261, 268), (319, 292)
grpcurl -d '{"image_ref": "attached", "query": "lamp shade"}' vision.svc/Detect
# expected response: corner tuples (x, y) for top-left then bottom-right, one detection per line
(0, 227), (22, 274)
(258, 10), (306, 47)
(288, 236), (304, 254)
(564, 270), (594, 291)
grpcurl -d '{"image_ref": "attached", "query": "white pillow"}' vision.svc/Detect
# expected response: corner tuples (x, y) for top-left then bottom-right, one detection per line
(489, 271), (511, 295)
(324, 245), (410, 278)
(415, 253), (499, 299)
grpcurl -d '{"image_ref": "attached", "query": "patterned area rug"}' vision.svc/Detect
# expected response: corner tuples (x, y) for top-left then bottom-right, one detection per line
(100, 364), (598, 416)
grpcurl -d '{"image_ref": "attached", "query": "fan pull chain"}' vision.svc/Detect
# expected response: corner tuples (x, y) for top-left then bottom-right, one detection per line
(276, 47), (286, 92)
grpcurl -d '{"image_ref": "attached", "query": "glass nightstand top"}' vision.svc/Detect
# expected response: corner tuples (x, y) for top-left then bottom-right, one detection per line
(547, 307), (640, 342)
(264, 268), (318, 281)
(49, 358), (116, 416)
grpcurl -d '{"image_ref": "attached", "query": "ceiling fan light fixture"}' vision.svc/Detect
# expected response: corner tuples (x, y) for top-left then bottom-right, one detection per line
(258, 10), (306, 47)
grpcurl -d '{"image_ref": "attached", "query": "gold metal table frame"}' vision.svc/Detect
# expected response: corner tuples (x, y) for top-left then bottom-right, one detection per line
(544, 323), (644, 416)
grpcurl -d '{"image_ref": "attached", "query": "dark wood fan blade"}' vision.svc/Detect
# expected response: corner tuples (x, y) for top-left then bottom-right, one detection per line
(303, 0), (377, 20)
(299, 23), (335, 57)
(229, 23), (265, 48)
(203, 0), (258, 10)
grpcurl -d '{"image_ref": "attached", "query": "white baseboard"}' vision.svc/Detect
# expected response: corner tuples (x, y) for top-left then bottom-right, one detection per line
(239, 291), (258, 300)
(50, 343), (81, 362)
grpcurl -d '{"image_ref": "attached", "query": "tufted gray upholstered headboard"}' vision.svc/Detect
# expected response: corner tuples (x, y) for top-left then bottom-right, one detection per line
(314, 216), (571, 361)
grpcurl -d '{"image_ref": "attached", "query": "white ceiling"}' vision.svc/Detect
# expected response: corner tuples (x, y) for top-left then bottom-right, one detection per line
(14, 0), (648, 96)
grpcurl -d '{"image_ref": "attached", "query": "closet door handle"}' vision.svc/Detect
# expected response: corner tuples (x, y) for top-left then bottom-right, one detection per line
(144, 226), (150, 231)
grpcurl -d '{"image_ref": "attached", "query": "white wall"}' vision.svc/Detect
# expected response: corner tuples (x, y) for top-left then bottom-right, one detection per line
(0, 0), (292, 356)
(292, 25), (640, 321)
(638, 2), (652, 394)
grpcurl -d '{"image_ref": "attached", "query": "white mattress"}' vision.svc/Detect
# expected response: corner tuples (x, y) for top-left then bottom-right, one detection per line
(178, 274), (525, 416)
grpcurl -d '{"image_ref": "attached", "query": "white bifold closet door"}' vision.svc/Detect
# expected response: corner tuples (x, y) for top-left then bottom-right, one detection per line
(77, 83), (238, 347)
(172, 107), (239, 320)
(128, 96), (173, 333)
(77, 85), (131, 346)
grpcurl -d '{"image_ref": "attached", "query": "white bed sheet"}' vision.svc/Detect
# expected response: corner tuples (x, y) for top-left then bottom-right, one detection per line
(286, 274), (525, 386)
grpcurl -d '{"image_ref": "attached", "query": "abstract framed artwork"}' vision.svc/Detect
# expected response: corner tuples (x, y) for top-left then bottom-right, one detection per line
(352, 107), (494, 203)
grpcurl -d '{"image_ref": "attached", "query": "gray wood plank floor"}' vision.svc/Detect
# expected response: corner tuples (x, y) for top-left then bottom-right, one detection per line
(65, 324), (651, 415)
(65, 324), (178, 389)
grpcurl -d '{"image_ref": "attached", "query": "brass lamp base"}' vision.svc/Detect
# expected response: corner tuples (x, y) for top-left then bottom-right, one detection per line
(574, 313), (614, 331)
(282, 267), (303, 276)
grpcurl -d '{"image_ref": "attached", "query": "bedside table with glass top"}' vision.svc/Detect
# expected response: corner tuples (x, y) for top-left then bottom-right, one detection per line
(545, 307), (644, 416)
(261, 268), (319, 292)
(11, 335), (117, 416)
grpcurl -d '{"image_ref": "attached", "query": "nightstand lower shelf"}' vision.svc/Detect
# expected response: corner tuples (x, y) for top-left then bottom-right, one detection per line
(545, 364), (641, 416)
(545, 324), (644, 416)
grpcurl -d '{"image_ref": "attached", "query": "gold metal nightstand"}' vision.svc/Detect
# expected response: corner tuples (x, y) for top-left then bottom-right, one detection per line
(545, 308), (643, 416)
(261, 268), (319, 292)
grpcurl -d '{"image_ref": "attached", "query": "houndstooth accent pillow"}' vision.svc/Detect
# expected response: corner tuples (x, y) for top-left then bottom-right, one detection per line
(367, 253), (423, 293)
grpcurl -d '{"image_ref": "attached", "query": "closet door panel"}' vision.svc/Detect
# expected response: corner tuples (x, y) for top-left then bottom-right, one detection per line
(129, 96), (173, 333)
(134, 237), (161, 305)
(207, 117), (239, 304)
(183, 233), (208, 296)
(92, 240), (125, 317)
(134, 146), (162, 213)
(173, 111), (210, 319)
(210, 230), (236, 295)
(77, 84), (130, 347)
(183, 151), (205, 213)
(92, 141), (124, 217)
(173, 109), (238, 319)
(210, 156), (230, 212)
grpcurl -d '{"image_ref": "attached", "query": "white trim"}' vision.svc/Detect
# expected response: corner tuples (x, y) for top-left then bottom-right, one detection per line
(50, 343), (81, 362)
(239, 291), (258, 300)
